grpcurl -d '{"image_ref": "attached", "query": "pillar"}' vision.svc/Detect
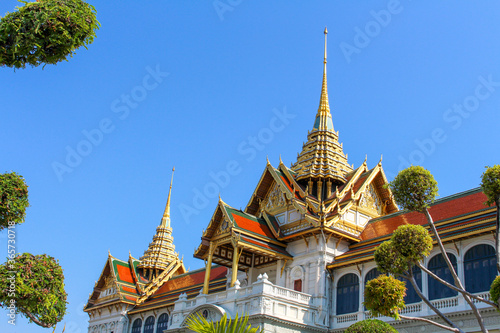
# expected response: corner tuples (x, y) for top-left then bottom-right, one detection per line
(202, 244), (214, 294)
(231, 245), (239, 287)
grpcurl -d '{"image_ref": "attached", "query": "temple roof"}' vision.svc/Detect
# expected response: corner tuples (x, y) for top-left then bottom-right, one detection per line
(328, 188), (496, 269)
(128, 266), (227, 314)
(84, 254), (147, 311)
(291, 28), (353, 184)
(138, 168), (178, 273)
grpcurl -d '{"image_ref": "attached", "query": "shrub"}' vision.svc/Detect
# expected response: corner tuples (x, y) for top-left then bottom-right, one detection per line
(490, 276), (500, 309)
(481, 165), (500, 206)
(0, 172), (29, 230)
(364, 275), (406, 320)
(0, 253), (67, 327)
(392, 224), (432, 263)
(388, 166), (438, 212)
(0, 0), (99, 69)
(345, 319), (397, 333)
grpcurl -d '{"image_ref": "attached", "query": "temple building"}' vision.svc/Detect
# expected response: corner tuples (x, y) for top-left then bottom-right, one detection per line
(84, 30), (499, 333)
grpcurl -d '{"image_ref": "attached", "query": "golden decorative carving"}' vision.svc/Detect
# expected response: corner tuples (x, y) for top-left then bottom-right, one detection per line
(359, 184), (382, 215)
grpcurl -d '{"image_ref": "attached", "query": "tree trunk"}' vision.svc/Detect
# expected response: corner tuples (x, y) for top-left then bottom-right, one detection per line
(423, 208), (488, 333)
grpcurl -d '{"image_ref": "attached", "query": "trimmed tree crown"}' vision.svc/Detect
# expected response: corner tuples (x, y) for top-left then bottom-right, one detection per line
(0, 171), (29, 230)
(388, 166), (438, 212)
(481, 165), (500, 206)
(0, 0), (99, 69)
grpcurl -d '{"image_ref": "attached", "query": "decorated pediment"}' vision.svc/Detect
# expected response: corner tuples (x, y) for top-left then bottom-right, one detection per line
(262, 182), (287, 213)
(359, 184), (382, 215)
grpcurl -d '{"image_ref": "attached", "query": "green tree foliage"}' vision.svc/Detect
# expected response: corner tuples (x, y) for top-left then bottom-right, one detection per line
(364, 275), (406, 320)
(392, 224), (433, 263)
(345, 319), (397, 333)
(186, 313), (262, 333)
(374, 225), (432, 275)
(0, 172), (29, 230)
(0, 0), (99, 69)
(387, 165), (438, 212)
(0, 253), (67, 328)
(481, 165), (500, 206)
(490, 276), (500, 308)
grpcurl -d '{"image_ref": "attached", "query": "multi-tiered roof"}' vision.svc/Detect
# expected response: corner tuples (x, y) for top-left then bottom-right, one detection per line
(292, 28), (353, 197)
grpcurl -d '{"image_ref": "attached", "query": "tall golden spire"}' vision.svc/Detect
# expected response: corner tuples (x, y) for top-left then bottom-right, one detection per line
(138, 167), (178, 280)
(161, 167), (175, 227)
(314, 27), (334, 131)
(292, 28), (352, 195)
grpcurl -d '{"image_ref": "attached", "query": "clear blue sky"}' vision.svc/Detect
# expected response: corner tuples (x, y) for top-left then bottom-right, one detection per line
(1, 1), (499, 332)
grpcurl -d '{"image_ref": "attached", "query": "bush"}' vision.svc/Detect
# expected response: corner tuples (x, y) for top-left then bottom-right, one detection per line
(481, 165), (500, 206)
(490, 276), (500, 309)
(392, 224), (432, 263)
(364, 275), (406, 320)
(0, 253), (67, 327)
(345, 319), (397, 333)
(0, 0), (99, 69)
(0, 172), (29, 230)
(388, 166), (438, 212)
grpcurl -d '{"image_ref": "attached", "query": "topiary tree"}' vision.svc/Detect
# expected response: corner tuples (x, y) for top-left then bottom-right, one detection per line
(0, 171), (29, 230)
(376, 166), (498, 333)
(0, 253), (67, 328)
(490, 276), (500, 310)
(0, 0), (99, 69)
(345, 319), (397, 333)
(0, 172), (67, 328)
(481, 165), (500, 274)
(364, 274), (406, 320)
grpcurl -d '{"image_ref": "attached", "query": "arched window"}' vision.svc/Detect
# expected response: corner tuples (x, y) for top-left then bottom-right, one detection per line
(396, 266), (422, 304)
(464, 244), (497, 293)
(365, 268), (381, 283)
(131, 319), (142, 333)
(336, 273), (359, 315)
(157, 313), (169, 332)
(144, 316), (155, 333)
(428, 253), (458, 300)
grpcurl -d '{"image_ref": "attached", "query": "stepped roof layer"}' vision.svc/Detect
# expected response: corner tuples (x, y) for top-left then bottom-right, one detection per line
(291, 28), (353, 184)
(328, 188), (496, 269)
(85, 255), (148, 311)
(129, 265), (228, 314)
(139, 169), (178, 273)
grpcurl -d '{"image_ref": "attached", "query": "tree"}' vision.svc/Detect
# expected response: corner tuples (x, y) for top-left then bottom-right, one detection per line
(0, 172), (67, 328)
(480, 165), (500, 273)
(0, 172), (29, 230)
(186, 313), (262, 333)
(0, 253), (67, 328)
(0, 0), (99, 69)
(367, 166), (497, 333)
(345, 319), (397, 333)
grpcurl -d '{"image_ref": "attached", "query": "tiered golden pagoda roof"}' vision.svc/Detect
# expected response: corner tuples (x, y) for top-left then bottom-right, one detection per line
(292, 28), (353, 186)
(138, 168), (178, 278)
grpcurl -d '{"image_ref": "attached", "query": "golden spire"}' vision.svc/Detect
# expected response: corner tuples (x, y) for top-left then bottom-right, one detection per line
(313, 27), (334, 131)
(138, 167), (178, 279)
(161, 167), (175, 227)
(291, 28), (352, 190)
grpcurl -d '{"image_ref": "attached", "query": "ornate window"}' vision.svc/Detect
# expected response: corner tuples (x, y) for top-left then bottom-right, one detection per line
(293, 279), (302, 292)
(336, 273), (359, 315)
(131, 319), (142, 333)
(464, 244), (497, 293)
(364, 268), (380, 309)
(291, 266), (304, 292)
(144, 316), (155, 333)
(157, 313), (169, 331)
(365, 268), (381, 283)
(396, 266), (422, 304)
(428, 253), (458, 300)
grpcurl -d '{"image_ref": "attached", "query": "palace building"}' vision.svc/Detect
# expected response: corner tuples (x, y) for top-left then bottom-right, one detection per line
(84, 30), (499, 333)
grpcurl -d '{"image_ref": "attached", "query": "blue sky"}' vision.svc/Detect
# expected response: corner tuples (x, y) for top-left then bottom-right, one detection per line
(1, 1), (500, 332)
